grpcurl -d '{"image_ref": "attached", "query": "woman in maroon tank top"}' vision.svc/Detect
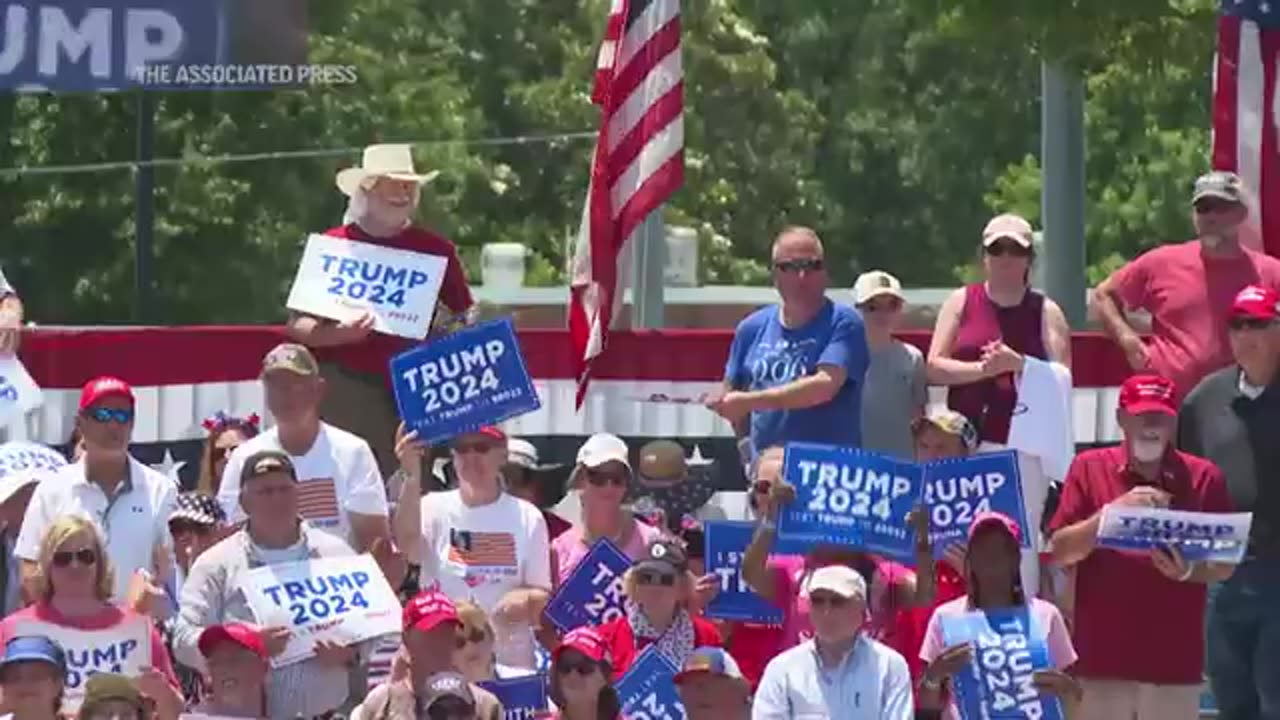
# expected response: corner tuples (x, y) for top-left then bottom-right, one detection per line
(925, 214), (1072, 444)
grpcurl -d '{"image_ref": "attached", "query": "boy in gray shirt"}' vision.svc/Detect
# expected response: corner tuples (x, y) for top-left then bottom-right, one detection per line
(853, 270), (927, 459)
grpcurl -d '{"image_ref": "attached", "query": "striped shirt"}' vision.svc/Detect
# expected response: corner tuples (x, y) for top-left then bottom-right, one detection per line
(172, 520), (377, 719)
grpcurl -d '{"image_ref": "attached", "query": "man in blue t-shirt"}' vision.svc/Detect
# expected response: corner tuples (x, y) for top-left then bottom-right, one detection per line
(708, 226), (870, 458)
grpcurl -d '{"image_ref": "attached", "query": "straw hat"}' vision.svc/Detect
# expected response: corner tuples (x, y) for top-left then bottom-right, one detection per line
(336, 144), (439, 196)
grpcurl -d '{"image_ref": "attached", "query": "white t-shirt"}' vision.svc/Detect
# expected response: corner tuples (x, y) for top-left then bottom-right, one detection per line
(418, 490), (551, 668)
(217, 423), (388, 545)
(15, 457), (177, 602)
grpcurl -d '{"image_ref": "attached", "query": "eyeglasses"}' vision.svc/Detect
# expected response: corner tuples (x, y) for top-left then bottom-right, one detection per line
(585, 469), (628, 488)
(452, 441), (496, 455)
(1195, 198), (1238, 214)
(1229, 316), (1274, 331)
(454, 628), (487, 649)
(984, 241), (1032, 258)
(52, 549), (98, 567)
(808, 594), (851, 609)
(85, 407), (133, 424)
(774, 258), (824, 273)
(636, 570), (677, 587)
(557, 659), (599, 676)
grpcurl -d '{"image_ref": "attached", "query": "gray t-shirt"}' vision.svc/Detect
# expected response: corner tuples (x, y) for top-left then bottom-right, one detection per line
(859, 340), (927, 459)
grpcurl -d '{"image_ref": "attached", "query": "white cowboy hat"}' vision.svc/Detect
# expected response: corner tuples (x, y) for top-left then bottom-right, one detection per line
(335, 144), (440, 196)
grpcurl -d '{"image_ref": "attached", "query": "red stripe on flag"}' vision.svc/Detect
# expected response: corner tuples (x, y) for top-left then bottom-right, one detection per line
(296, 479), (339, 520)
(606, 85), (684, 187)
(1261, 28), (1280, 258)
(604, 20), (681, 114)
(1213, 16), (1242, 172)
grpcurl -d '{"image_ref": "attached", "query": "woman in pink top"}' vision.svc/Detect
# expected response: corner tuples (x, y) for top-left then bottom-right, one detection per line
(918, 512), (1080, 719)
(551, 433), (664, 584)
(0, 516), (182, 718)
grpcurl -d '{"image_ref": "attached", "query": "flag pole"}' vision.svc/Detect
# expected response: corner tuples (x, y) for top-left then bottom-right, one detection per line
(1041, 59), (1087, 328)
(631, 211), (666, 329)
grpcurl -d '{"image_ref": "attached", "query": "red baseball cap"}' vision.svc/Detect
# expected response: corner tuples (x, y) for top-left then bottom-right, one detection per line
(1117, 373), (1177, 417)
(1230, 285), (1280, 321)
(198, 623), (267, 661)
(402, 590), (459, 633)
(968, 511), (1023, 545)
(451, 426), (506, 444)
(553, 627), (610, 664)
(78, 376), (135, 412)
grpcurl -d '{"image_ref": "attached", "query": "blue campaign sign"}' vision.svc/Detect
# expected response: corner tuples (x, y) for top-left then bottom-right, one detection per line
(1096, 506), (1252, 564)
(703, 521), (783, 624)
(390, 317), (541, 445)
(939, 608), (1065, 720)
(777, 443), (923, 564)
(615, 647), (687, 720)
(478, 674), (548, 720)
(543, 538), (632, 633)
(0, 1), (312, 92)
(922, 450), (1029, 555)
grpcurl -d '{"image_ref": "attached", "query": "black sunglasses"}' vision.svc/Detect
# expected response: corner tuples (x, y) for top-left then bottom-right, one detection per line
(85, 407), (133, 424)
(774, 258), (824, 273)
(557, 658), (599, 676)
(636, 570), (677, 587)
(1229, 316), (1273, 331)
(454, 628), (487, 649)
(585, 469), (628, 488)
(984, 241), (1032, 258)
(1195, 198), (1238, 214)
(52, 549), (98, 567)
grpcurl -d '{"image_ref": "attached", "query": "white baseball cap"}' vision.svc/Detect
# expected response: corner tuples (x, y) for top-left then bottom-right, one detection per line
(801, 565), (867, 601)
(575, 433), (630, 470)
(852, 270), (904, 306)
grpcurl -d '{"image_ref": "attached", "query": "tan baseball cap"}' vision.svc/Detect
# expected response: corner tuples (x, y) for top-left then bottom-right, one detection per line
(982, 214), (1034, 248)
(261, 343), (319, 377)
(852, 270), (904, 305)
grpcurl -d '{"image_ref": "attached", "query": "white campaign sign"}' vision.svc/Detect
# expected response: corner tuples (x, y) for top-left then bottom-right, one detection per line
(240, 554), (401, 668)
(285, 233), (449, 340)
(14, 616), (151, 712)
(0, 355), (42, 427)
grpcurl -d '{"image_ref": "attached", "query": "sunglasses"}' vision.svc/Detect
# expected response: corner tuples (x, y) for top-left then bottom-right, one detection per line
(557, 659), (599, 676)
(85, 407), (133, 424)
(585, 469), (628, 488)
(774, 258), (824, 273)
(862, 298), (903, 313)
(1195, 198), (1237, 214)
(452, 441), (497, 455)
(808, 594), (851, 609)
(636, 570), (677, 587)
(454, 628), (487, 649)
(984, 241), (1032, 258)
(52, 549), (98, 567)
(1229, 317), (1273, 331)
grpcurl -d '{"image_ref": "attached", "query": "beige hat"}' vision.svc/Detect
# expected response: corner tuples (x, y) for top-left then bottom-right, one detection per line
(261, 343), (319, 377)
(336, 144), (439, 197)
(852, 270), (904, 305)
(982, 214), (1034, 248)
(800, 565), (867, 601)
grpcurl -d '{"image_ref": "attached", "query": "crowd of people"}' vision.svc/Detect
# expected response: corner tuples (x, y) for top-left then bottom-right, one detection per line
(0, 148), (1273, 720)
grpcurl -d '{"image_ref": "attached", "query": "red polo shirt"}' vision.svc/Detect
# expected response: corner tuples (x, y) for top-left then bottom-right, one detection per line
(1047, 445), (1232, 684)
(311, 223), (473, 377)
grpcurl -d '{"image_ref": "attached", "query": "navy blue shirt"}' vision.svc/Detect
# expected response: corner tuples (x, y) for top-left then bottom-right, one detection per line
(723, 300), (870, 452)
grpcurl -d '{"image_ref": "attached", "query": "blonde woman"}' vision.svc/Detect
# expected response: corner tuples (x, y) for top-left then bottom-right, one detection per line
(0, 516), (182, 717)
(595, 540), (721, 680)
(452, 601), (534, 684)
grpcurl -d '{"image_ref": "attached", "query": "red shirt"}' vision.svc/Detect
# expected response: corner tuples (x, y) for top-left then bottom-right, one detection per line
(596, 614), (722, 681)
(724, 621), (783, 690)
(1109, 240), (1280, 401)
(1048, 445), (1232, 684)
(312, 223), (474, 377)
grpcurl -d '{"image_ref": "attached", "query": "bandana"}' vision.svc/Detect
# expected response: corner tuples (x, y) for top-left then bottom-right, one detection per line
(626, 601), (695, 669)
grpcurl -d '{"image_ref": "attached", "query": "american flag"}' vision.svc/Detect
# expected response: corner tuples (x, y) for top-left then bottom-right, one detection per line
(1213, 0), (1280, 255)
(569, 0), (685, 407)
(448, 529), (517, 567)
(296, 478), (340, 523)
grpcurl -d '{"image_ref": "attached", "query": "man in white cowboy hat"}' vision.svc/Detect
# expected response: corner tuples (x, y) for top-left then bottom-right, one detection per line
(286, 143), (475, 477)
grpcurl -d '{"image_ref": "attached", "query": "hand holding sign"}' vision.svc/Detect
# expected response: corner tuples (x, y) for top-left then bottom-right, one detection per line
(331, 312), (375, 345)
(1110, 486), (1172, 509)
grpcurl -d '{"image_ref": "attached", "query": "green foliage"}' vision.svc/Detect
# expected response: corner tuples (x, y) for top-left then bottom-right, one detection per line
(1, 0), (1224, 324)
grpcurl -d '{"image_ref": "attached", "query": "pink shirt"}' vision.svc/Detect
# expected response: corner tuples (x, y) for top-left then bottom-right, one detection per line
(0, 602), (179, 689)
(768, 555), (913, 648)
(1110, 240), (1280, 399)
(919, 596), (1076, 720)
(552, 517), (665, 584)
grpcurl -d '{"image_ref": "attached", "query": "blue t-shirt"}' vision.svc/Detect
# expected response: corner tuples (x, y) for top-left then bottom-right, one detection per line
(723, 300), (869, 452)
